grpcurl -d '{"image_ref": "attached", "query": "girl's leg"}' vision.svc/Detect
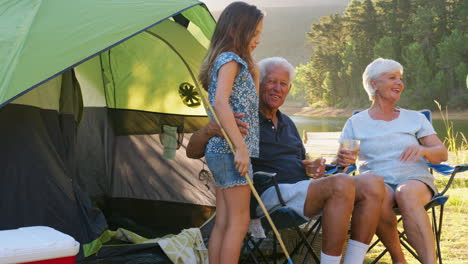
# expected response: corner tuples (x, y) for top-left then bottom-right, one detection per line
(209, 187), (228, 264)
(375, 186), (407, 264)
(219, 184), (251, 264)
(395, 180), (435, 264)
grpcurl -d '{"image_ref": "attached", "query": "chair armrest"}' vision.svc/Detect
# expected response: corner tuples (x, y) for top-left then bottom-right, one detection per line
(325, 164), (357, 176)
(253, 171), (286, 207)
(429, 163), (468, 196)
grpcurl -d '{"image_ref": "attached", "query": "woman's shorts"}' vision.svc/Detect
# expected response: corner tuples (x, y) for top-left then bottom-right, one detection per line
(385, 177), (437, 196)
(205, 153), (253, 189)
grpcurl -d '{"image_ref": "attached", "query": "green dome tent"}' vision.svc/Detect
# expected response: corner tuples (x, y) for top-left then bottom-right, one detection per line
(0, 0), (216, 261)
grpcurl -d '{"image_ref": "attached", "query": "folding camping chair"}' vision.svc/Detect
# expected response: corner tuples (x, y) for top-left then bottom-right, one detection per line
(349, 109), (468, 264)
(241, 165), (356, 264)
(368, 162), (468, 264)
(241, 171), (322, 264)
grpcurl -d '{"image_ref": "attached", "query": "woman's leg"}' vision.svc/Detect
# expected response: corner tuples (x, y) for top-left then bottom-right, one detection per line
(375, 185), (407, 264)
(395, 180), (435, 264)
(219, 184), (251, 264)
(349, 173), (385, 244)
(208, 187), (227, 264)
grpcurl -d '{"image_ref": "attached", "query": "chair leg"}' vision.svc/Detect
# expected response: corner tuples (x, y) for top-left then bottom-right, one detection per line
(273, 234), (277, 264)
(400, 235), (422, 263)
(433, 205), (444, 264)
(367, 235), (387, 264)
(241, 234), (270, 264)
(284, 219), (321, 264)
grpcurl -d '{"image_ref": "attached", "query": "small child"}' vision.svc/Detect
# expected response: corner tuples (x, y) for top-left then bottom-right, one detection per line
(198, 2), (263, 263)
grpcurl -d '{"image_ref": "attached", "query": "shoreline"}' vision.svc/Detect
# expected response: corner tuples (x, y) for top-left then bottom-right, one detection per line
(281, 105), (468, 120)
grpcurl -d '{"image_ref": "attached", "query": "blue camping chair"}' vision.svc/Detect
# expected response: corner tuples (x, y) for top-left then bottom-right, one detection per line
(368, 162), (468, 264)
(350, 109), (468, 264)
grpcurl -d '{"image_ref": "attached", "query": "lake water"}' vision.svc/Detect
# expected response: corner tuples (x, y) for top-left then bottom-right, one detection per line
(291, 116), (468, 144)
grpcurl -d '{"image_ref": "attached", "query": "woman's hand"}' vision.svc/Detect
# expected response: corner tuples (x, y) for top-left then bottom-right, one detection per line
(400, 145), (425, 162)
(234, 146), (250, 176)
(336, 148), (359, 166)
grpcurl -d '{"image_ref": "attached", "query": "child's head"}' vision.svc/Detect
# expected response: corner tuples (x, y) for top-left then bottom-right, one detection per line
(199, 1), (264, 89)
(214, 1), (263, 56)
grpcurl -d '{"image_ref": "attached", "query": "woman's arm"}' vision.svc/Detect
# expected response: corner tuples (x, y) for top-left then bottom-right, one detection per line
(400, 134), (448, 164)
(214, 61), (250, 175)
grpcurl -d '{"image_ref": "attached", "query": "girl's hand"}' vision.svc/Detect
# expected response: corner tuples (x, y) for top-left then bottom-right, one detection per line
(400, 145), (425, 162)
(336, 149), (358, 166)
(234, 146), (250, 176)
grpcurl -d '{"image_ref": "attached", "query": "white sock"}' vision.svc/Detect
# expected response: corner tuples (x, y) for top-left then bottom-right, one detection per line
(321, 251), (341, 264)
(343, 239), (370, 264)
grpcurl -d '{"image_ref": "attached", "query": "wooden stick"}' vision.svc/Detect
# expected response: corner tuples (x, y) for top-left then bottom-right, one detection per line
(196, 85), (293, 263)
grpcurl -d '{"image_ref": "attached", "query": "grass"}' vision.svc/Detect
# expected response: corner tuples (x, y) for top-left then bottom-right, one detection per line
(435, 100), (468, 165)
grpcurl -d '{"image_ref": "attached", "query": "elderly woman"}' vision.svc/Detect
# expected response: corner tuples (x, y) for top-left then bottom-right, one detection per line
(336, 58), (448, 264)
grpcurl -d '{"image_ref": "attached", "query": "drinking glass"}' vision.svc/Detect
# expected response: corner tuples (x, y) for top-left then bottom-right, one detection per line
(342, 139), (360, 162)
(305, 153), (324, 178)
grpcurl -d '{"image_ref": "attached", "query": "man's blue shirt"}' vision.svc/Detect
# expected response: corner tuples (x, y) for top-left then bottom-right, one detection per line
(251, 110), (308, 194)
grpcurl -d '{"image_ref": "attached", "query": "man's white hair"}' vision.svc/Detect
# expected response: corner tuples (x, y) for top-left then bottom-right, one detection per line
(258, 57), (295, 83)
(362, 58), (403, 100)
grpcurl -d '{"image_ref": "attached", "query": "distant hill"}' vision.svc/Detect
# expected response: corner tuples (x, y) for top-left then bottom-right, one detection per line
(211, 3), (348, 66)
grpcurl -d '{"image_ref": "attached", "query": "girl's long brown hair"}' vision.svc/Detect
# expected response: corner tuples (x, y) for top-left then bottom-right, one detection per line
(199, 1), (263, 90)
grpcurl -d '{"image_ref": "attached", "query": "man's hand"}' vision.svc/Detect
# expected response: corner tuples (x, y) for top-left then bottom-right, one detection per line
(336, 148), (359, 167)
(302, 158), (326, 179)
(207, 113), (249, 138)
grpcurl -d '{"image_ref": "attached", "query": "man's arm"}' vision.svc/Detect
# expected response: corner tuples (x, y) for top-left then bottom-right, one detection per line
(186, 114), (249, 159)
(186, 120), (220, 159)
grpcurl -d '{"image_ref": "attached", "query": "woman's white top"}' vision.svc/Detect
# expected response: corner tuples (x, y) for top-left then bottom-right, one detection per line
(339, 108), (436, 185)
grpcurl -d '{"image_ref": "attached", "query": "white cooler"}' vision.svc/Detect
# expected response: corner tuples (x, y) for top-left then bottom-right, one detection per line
(0, 226), (80, 264)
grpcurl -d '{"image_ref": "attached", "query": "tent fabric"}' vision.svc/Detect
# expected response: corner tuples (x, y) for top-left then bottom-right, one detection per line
(98, 18), (208, 115)
(1, 1), (217, 262)
(0, 103), (106, 244)
(0, 0), (212, 111)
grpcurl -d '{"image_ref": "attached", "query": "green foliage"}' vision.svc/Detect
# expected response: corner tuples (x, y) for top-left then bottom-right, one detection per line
(297, 0), (468, 110)
(435, 100), (468, 164)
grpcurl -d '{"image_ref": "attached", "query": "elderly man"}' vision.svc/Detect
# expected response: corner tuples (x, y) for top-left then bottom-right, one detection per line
(187, 57), (385, 264)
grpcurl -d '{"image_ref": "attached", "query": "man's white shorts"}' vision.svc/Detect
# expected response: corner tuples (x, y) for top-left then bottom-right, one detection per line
(256, 179), (313, 220)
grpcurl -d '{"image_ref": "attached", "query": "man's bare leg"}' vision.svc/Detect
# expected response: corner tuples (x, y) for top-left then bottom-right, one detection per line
(304, 174), (355, 256)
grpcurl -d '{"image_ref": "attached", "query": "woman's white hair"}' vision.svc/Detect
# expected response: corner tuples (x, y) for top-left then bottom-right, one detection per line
(258, 57), (295, 83)
(362, 58), (403, 100)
